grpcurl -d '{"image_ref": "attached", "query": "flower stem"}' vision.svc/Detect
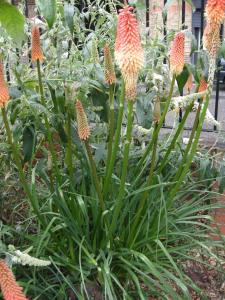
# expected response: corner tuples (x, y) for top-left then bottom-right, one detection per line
(37, 59), (61, 183)
(132, 76), (176, 182)
(66, 111), (73, 183)
(166, 97), (206, 208)
(85, 141), (105, 212)
(157, 101), (194, 174)
(103, 82), (125, 198)
(173, 99), (203, 184)
(109, 100), (134, 237)
(128, 121), (159, 246)
(105, 84), (115, 174)
(1, 106), (43, 223)
(152, 58), (216, 232)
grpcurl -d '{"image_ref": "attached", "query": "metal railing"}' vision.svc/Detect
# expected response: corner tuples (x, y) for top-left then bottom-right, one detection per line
(11, 0), (224, 133)
(145, 0), (224, 133)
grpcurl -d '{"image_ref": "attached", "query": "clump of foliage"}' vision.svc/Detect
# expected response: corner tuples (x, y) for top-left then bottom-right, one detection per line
(0, 0), (225, 299)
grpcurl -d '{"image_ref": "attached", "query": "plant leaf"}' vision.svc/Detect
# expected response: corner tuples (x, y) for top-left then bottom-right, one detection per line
(23, 125), (36, 164)
(64, 3), (74, 34)
(37, 0), (57, 29)
(176, 65), (190, 94)
(0, 0), (25, 44)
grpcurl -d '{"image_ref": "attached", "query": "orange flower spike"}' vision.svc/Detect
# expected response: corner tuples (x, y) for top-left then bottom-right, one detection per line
(0, 260), (28, 300)
(185, 73), (193, 93)
(205, 0), (225, 25)
(104, 44), (116, 85)
(170, 32), (185, 76)
(0, 61), (10, 107)
(115, 6), (144, 100)
(31, 26), (44, 62)
(76, 100), (90, 141)
(198, 77), (208, 93)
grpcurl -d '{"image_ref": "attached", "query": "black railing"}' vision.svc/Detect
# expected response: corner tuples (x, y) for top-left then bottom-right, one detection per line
(12, 0), (224, 133)
(161, 0), (224, 133)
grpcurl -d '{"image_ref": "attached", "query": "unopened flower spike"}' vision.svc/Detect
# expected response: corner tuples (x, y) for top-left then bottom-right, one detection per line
(0, 61), (10, 107)
(31, 26), (44, 62)
(185, 73), (193, 93)
(153, 97), (161, 123)
(0, 260), (28, 300)
(91, 38), (99, 64)
(104, 44), (116, 85)
(76, 100), (90, 141)
(198, 77), (208, 93)
(170, 32), (185, 76)
(115, 6), (144, 101)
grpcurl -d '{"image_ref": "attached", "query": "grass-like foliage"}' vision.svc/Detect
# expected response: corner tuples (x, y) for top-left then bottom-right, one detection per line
(0, 1), (225, 299)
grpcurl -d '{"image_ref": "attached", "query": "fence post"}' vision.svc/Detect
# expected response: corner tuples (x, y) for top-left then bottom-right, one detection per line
(146, 0), (149, 29)
(200, 0), (205, 40)
(179, 0), (186, 123)
(214, 25), (224, 131)
(25, 0), (29, 18)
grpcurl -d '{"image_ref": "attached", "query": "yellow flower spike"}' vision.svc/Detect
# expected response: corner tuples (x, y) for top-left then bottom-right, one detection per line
(203, 22), (221, 58)
(104, 43), (116, 85)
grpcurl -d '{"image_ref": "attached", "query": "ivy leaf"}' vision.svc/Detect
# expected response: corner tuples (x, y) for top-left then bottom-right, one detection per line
(37, 0), (57, 29)
(0, 0), (25, 44)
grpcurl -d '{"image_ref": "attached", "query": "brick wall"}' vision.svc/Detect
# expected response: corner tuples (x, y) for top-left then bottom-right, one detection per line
(149, 0), (164, 39)
(149, 0), (192, 61)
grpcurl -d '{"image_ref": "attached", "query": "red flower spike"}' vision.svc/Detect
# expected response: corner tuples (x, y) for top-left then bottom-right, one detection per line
(115, 6), (144, 100)
(0, 61), (10, 107)
(170, 32), (185, 76)
(205, 0), (225, 25)
(31, 26), (44, 62)
(76, 100), (90, 141)
(0, 260), (28, 300)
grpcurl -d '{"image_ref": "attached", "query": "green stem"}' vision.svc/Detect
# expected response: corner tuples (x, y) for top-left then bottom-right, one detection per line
(37, 59), (61, 183)
(85, 141), (105, 212)
(152, 66), (215, 232)
(66, 111), (73, 183)
(103, 82), (125, 198)
(167, 96), (207, 208)
(1, 107), (43, 223)
(109, 100), (134, 237)
(128, 122), (159, 246)
(172, 98), (203, 183)
(157, 101), (194, 174)
(132, 76), (176, 183)
(105, 84), (115, 173)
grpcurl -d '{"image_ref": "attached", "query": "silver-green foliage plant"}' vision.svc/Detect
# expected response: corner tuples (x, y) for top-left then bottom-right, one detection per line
(0, 1), (225, 299)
